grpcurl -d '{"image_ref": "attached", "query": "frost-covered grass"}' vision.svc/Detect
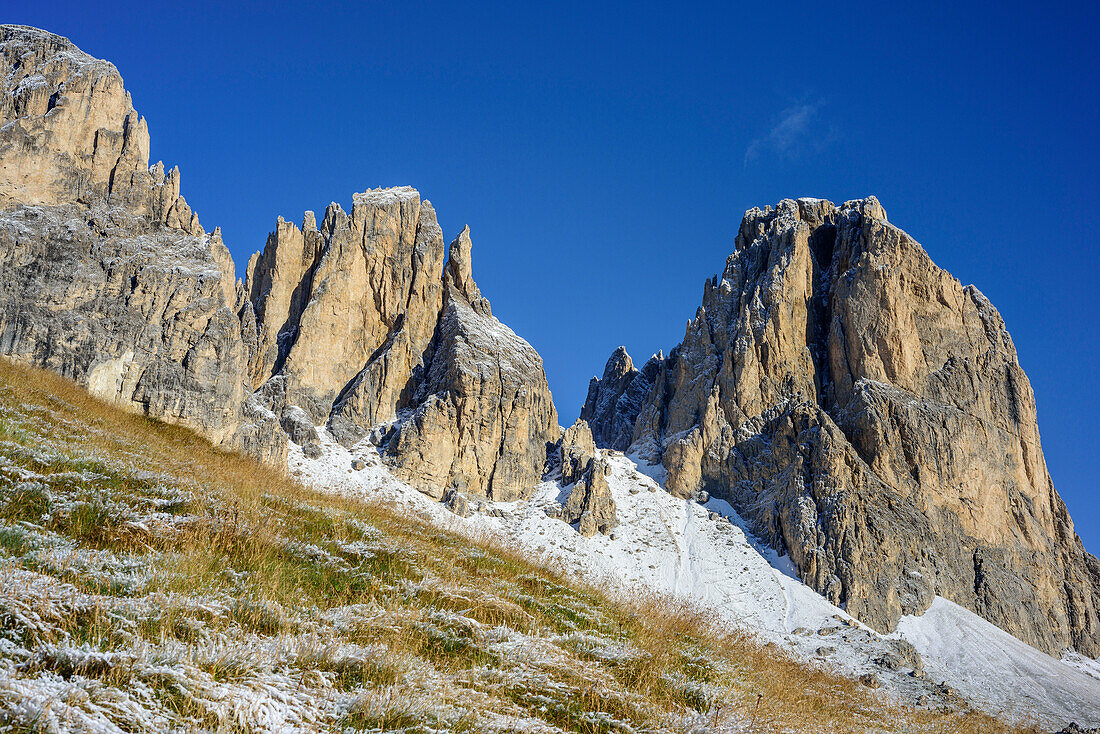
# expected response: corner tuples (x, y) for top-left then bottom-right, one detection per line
(0, 358), (1036, 733)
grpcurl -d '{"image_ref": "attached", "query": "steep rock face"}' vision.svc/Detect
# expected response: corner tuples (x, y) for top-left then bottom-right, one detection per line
(0, 26), (202, 233)
(0, 205), (247, 444)
(244, 195), (559, 502)
(559, 419), (598, 486)
(0, 26), (559, 501)
(607, 197), (1100, 656)
(0, 26), (255, 450)
(384, 234), (559, 501)
(564, 460), (616, 537)
(580, 346), (660, 451)
(243, 187), (445, 432)
(242, 213), (325, 389)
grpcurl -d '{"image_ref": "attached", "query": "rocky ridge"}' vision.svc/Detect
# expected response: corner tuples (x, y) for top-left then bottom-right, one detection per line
(579, 346), (661, 452)
(0, 25), (558, 503)
(582, 196), (1100, 656)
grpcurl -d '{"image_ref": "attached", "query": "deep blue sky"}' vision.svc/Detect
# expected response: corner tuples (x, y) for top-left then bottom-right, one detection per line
(14, 1), (1098, 550)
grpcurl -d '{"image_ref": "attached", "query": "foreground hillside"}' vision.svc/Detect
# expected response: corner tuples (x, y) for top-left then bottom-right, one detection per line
(0, 358), (1032, 732)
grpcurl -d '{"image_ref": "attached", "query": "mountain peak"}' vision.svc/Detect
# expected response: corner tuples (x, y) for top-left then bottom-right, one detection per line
(583, 195), (1100, 658)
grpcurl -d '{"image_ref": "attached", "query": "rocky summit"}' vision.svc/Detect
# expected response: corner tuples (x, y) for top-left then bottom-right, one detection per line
(1, 22), (1099, 723)
(0, 25), (557, 503)
(582, 196), (1100, 656)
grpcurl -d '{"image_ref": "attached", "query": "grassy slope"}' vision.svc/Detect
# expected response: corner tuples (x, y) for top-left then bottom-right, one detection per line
(0, 358), (1035, 733)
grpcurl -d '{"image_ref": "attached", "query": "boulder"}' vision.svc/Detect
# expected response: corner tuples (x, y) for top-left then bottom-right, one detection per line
(280, 406), (319, 447)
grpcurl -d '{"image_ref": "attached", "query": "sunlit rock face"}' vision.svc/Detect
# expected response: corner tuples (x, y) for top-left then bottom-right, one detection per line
(589, 196), (1100, 657)
(246, 199), (559, 502)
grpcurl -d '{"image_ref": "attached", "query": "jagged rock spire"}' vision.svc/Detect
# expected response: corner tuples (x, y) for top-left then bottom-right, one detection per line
(580, 346), (661, 452)
(445, 225), (491, 315)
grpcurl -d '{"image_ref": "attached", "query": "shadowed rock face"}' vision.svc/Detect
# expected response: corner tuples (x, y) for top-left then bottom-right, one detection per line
(587, 196), (1100, 656)
(0, 25), (559, 501)
(580, 347), (660, 452)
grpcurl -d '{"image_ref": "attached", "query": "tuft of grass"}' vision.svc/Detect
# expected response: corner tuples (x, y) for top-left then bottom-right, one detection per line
(0, 481), (52, 523)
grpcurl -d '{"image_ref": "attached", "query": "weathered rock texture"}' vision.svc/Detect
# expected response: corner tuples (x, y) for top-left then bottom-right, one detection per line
(591, 196), (1100, 656)
(0, 206), (249, 444)
(0, 26), (203, 233)
(242, 187), (446, 436)
(0, 25), (559, 501)
(557, 420), (617, 536)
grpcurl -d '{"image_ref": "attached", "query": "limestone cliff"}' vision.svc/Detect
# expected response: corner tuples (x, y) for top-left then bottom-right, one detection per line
(247, 199), (559, 501)
(584, 196), (1100, 656)
(0, 26), (203, 232)
(0, 26), (251, 450)
(242, 188), (445, 437)
(0, 25), (559, 501)
(384, 235), (558, 501)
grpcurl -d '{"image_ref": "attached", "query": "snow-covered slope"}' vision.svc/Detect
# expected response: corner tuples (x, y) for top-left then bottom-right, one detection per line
(896, 597), (1100, 726)
(292, 429), (1100, 728)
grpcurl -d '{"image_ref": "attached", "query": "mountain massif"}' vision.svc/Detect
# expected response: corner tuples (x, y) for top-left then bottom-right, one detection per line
(581, 197), (1100, 656)
(1, 21), (1097, 698)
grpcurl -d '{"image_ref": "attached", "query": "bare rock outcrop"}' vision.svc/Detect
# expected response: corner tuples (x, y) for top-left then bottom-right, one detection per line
(602, 196), (1100, 656)
(556, 420), (617, 536)
(0, 26), (255, 452)
(0, 26), (202, 233)
(243, 187), (445, 437)
(0, 205), (248, 444)
(242, 194), (559, 501)
(559, 419), (598, 486)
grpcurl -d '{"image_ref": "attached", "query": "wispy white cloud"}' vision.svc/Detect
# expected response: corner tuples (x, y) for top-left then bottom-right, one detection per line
(744, 103), (824, 166)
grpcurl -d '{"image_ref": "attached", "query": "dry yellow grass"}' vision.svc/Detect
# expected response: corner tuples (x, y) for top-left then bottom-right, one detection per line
(0, 356), (1041, 733)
